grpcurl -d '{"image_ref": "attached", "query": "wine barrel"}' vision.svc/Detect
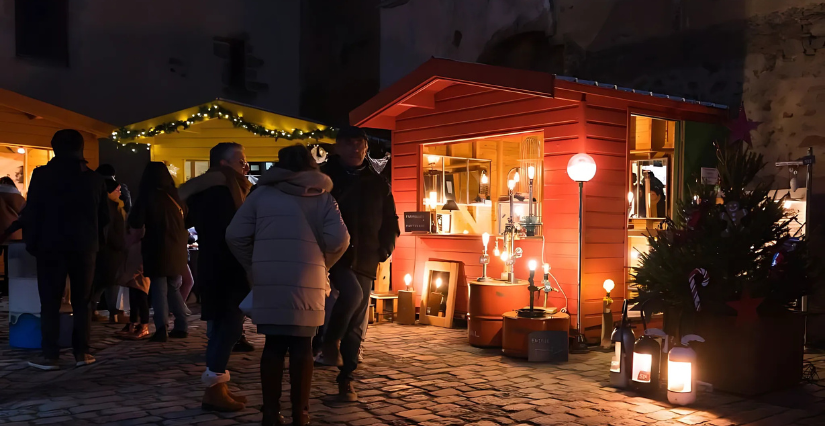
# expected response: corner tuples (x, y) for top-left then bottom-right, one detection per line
(468, 279), (529, 348)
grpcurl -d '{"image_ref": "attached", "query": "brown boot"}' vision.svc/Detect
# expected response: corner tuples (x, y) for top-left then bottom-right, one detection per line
(318, 340), (342, 367)
(202, 383), (245, 412)
(225, 387), (248, 404)
(338, 380), (357, 402)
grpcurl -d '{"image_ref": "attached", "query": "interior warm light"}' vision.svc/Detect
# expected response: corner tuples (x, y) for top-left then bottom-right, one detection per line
(404, 274), (412, 288)
(427, 155), (439, 165)
(429, 191), (438, 206)
(610, 343), (622, 372)
(528, 260), (538, 271)
(494, 246), (501, 257)
(632, 353), (653, 383)
(603, 279), (615, 293)
(508, 180), (516, 191)
(567, 153), (597, 182)
(628, 192), (634, 203)
(514, 171), (520, 183)
(481, 170), (489, 184)
(463, 230), (469, 234)
(543, 263), (550, 274)
(631, 250), (640, 259)
(17, 147), (26, 154)
(528, 166), (536, 180)
(500, 252), (509, 262)
(482, 232), (490, 249)
(783, 200), (793, 209)
(668, 361), (692, 393)
(435, 277), (443, 289)
(515, 205), (525, 217)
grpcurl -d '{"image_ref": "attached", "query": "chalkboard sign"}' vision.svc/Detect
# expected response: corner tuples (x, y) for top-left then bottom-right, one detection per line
(404, 212), (430, 233)
(527, 330), (568, 362)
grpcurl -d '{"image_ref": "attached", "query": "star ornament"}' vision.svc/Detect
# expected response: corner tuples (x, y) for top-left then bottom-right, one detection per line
(727, 103), (761, 148)
(726, 289), (764, 327)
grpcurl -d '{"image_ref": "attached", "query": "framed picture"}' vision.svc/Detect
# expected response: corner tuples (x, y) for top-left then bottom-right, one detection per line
(419, 260), (460, 328)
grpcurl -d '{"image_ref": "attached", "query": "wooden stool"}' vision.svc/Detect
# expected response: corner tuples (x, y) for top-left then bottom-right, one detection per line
(397, 290), (416, 325)
(502, 311), (570, 358)
(370, 293), (398, 323)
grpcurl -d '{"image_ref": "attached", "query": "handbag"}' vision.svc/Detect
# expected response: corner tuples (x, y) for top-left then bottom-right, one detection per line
(239, 195), (329, 318)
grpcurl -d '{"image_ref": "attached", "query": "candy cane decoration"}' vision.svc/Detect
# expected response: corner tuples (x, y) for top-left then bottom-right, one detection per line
(688, 268), (710, 311)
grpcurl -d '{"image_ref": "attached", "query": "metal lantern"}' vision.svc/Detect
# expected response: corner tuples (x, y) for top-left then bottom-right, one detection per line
(609, 300), (635, 388)
(631, 328), (667, 393)
(667, 334), (705, 405)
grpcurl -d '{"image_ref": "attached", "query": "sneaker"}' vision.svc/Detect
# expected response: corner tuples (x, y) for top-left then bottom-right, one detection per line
(168, 330), (189, 339)
(149, 332), (168, 342)
(75, 353), (96, 367)
(28, 356), (60, 371)
(130, 324), (150, 340)
(232, 335), (255, 352)
(337, 380), (358, 402)
(115, 323), (134, 337)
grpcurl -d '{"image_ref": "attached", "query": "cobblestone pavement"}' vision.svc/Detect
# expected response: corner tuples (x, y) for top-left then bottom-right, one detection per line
(1, 303), (825, 426)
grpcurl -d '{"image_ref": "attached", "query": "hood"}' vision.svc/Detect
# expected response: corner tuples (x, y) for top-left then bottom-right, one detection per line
(0, 185), (21, 195)
(258, 167), (332, 197)
(178, 171), (226, 201)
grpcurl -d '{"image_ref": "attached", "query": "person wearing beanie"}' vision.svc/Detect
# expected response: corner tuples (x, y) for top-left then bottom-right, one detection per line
(317, 126), (399, 402)
(96, 164), (132, 213)
(21, 129), (109, 370)
(90, 179), (128, 325)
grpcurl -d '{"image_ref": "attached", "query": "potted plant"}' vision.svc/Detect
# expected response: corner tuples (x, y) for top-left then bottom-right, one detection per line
(632, 140), (813, 396)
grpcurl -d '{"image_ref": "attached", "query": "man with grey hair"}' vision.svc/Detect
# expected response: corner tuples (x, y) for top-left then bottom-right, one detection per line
(180, 142), (252, 412)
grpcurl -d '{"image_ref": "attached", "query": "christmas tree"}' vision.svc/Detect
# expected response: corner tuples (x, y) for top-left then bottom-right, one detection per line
(632, 140), (812, 331)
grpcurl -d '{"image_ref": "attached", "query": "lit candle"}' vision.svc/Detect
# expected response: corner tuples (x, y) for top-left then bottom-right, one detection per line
(482, 232), (490, 250)
(528, 166), (535, 180)
(514, 171), (520, 183)
(508, 180), (516, 191)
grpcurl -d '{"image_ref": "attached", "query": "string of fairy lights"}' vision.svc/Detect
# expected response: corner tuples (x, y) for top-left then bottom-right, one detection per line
(110, 104), (338, 151)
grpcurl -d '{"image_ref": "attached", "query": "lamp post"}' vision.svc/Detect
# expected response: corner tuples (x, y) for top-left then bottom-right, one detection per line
(567, 153), (597, 354)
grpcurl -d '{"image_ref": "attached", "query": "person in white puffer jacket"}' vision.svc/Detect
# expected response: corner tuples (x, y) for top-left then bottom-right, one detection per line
(226, 144), (349, 426)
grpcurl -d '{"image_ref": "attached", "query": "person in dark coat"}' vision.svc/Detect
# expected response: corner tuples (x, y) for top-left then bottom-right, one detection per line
(90, 179), (127, 323)
(128, 162), (189, 342)
(319, 126), (400, 401)
(22, 129), (109, 370)
(179, 142), (252, 412)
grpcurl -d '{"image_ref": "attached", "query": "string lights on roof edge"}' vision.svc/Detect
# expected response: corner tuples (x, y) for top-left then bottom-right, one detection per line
(110, 104), (339, 150)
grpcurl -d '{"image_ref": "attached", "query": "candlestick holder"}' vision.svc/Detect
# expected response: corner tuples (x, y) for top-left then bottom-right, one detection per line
(517, 261), (544, 318)
(478, 232), (491, 282)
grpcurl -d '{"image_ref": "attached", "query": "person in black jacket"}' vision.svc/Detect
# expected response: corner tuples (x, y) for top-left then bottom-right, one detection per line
(23, 129), (109, 370)
(319, 126), (399, 402)
(180, 142), (252, 413)
(128, 162), (189, 342)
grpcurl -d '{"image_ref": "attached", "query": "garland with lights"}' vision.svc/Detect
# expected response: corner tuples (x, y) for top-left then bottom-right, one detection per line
(111, 104), (338, 148)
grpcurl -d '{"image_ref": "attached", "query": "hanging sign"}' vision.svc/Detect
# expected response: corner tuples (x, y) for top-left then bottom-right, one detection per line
(700, 167), (719, 185)
(527, 330), (569, 362)
(404, 212), (430, 232)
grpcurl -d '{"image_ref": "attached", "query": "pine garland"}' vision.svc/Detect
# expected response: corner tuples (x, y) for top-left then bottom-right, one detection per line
(111, 104), (338, 145)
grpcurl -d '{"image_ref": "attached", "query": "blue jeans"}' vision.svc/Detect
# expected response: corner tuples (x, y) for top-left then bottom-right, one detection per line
(205, 307), (245, 374)
(149, 276), (188, 334)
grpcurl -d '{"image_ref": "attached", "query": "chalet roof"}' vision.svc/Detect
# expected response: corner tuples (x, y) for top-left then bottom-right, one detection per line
(351, 58), (728, 129)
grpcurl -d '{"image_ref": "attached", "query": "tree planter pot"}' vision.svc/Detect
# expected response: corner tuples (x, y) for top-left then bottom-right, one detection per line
(693, 311), (804, 396)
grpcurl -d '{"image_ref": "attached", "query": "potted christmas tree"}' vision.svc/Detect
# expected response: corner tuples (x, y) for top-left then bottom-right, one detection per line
(632, 140), (812, 396)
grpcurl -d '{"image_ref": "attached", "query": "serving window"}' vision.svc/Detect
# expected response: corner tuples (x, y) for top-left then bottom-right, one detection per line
(421, 132), (542, 236)
(628, 115), (680, 278)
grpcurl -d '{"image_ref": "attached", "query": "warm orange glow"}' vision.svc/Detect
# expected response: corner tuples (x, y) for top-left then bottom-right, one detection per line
(668, 361), (692, 393)
(610, 343), (622, 372)
(632, 353), (652, 383)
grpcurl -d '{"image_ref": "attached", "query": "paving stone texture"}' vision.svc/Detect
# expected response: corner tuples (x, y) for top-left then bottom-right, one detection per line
(1, 302), (824, 426)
